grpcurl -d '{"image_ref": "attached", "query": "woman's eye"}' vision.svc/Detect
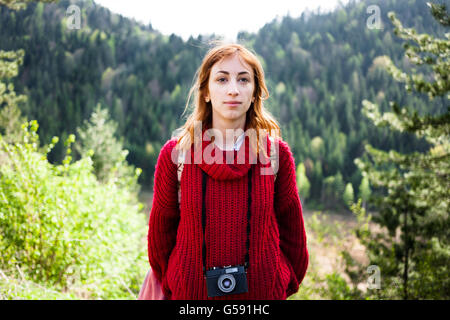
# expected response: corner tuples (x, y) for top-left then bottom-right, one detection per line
(216, 77), (249, 83)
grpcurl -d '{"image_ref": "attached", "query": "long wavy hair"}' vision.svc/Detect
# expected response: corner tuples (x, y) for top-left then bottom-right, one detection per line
(173, 42), (281, 158)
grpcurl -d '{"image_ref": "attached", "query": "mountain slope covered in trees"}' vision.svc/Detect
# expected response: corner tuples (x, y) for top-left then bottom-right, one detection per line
(0, 0), (446, 208)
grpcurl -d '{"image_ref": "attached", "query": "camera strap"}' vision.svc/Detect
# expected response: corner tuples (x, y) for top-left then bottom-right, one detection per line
(201, 167), (252, 275)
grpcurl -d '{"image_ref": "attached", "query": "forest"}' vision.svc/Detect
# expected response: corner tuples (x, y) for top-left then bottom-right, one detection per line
(1, 0), (446, 207)
(0, 0), (448, 300)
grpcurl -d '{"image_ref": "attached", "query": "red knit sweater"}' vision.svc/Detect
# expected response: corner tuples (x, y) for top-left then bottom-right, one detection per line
(147, 133), (308, 300)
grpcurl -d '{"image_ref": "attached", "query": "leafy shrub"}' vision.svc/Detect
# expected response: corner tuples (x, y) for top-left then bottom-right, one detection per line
(0, 121), (148, 299)
(321, 272), (358, 300)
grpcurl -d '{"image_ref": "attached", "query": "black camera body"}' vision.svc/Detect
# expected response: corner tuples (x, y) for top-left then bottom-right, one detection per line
(205, 265), (248, 297)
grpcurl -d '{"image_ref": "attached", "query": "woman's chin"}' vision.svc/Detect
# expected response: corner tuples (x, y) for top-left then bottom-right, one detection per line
(223, 111), (245, 121)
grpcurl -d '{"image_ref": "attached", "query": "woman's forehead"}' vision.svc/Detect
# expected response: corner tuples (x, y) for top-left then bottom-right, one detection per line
(211, 54), (253, 75)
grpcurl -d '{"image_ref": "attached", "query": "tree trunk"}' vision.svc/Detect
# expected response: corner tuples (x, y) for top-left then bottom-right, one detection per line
(403, 209), (409, 300)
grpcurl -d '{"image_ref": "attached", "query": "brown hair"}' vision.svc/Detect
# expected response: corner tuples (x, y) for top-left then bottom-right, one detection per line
(173, 42), (281, 157)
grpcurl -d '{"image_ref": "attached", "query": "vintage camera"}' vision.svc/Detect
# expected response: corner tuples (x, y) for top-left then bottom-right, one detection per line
(205, 265), (248, 297)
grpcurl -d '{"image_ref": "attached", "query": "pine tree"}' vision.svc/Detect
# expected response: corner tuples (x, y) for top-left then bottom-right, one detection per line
(0, 49), (27, 144)
(350, 4), (449, 299)
(74, 103), (141, 196)
(296, 162), (311, 202)
(358, 175), (371, 210)
(0, 0), (56, 144)
(343, 182), (354, 207)
(0, 0), (54, 10)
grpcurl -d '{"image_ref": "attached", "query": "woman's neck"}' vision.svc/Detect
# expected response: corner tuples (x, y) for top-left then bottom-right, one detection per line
(211, 117), (246, 149)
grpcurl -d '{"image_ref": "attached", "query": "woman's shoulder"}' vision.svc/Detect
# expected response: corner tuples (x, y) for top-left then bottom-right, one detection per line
(160, 137), (179, 153)
(270, 137), (293, 160)
(269, 137), (297, 178)
(157, 137), (180, 166)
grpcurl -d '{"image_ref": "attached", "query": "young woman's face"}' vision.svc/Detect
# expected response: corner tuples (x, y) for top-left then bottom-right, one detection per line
(205, 54), (255, 125)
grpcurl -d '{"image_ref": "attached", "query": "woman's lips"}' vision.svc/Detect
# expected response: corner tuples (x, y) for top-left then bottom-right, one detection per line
(224, 101), (241, 107)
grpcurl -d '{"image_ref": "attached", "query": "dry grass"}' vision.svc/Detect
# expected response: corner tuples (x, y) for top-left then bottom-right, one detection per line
(290, 209), (373, 299)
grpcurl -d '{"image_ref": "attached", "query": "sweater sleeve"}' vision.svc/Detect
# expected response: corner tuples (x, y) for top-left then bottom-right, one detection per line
(273, 139), (309, 297)
(147, 139), (180, 297)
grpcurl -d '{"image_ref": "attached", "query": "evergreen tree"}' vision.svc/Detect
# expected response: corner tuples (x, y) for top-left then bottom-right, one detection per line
(343, 182), (354, 207)
(0, 0), (53, 10)
(296, 162), (311, 202)
(0, 49), (27, 144)
(358, 175), (371, 210)
(321, 171), (345, 209)
(74, 103), (141, 196)
(349, 4), (449, 299)
(1, 0), (446, 198)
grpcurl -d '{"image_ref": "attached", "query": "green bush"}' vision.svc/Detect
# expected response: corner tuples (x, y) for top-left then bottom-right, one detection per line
(0, 121), (148, 299)
(321, 272), (356, 300)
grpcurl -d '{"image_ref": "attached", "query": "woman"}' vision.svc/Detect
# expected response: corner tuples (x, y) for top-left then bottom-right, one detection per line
(147, 43), (308, 300)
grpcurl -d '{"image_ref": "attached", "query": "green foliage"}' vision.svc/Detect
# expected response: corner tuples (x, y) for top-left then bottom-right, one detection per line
(386, 10), (449, 99)
(307, 211), (344, 245)
(310, 136), (325, 161)
(341, 201), (372, 289)
(74, 103), (141, 197)
(358, 175), (371, 209)
(1, 0), (446, 197)
(0, 50), (27, 144)
(346, 6), (450, 299)
(296, 162), (310, 201)
(0, 0), (54, 11)
(0, 49), (25, 79)
(320, 272), (358, 300)
(343, 183), (354, 207)
(0, 268), (78, 299)
(0, 121), (148, 299)
(321, 172), (345, 209)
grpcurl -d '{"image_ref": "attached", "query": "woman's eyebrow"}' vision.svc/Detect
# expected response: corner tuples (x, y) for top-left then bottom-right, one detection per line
(216, 70), (251, 75)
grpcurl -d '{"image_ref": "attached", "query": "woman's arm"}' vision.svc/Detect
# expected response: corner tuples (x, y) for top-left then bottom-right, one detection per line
(147, 139), (179, 296)
(274, 139), (309, 297)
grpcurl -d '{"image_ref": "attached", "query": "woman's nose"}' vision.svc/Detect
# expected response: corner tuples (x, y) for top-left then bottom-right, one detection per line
(227, 80), (239, 96)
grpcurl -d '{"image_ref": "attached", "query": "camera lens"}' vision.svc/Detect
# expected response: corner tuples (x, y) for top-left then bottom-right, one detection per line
(223, 279), (232, 288)
(217, 274), (236, 293)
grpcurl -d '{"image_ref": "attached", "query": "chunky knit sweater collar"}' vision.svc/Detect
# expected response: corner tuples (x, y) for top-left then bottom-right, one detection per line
(190, 128), (263, 181)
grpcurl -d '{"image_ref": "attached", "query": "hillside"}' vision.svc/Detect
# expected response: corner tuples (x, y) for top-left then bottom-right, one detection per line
(0, 0), (446, 207)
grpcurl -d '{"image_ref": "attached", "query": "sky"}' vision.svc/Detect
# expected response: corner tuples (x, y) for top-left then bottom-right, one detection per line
(94, 0), (350, 41)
